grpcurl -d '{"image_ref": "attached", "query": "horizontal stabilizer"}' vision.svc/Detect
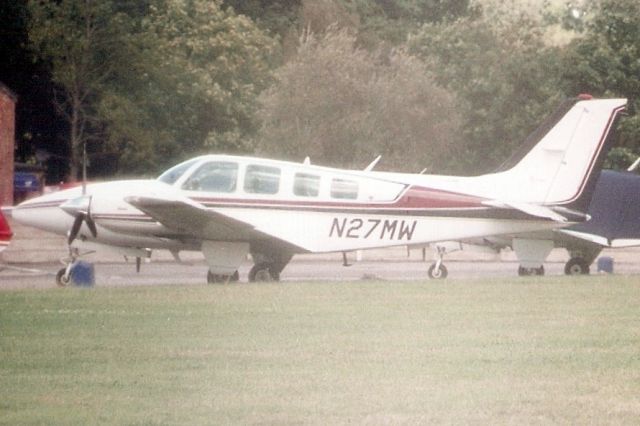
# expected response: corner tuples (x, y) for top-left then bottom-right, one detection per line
(557, 231), (640, 248)
(556, 229), (610, 247)
(483, 200), (568, 222)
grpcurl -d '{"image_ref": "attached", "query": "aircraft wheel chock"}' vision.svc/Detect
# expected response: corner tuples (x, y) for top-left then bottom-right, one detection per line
(564, 258), (590, 275)
(427, 263), (448, 279)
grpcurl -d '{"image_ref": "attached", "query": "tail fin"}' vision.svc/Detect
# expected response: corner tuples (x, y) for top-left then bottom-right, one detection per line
(489, 96), (626, 213)
(0, 209), (12, 252)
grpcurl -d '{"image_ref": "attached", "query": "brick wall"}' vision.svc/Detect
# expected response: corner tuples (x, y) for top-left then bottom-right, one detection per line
(0, 84), (16, 206)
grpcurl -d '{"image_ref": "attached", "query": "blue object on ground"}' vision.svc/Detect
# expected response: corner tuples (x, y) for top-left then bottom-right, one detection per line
(70, 261), (95, 287)
(596, 256), (613, 274)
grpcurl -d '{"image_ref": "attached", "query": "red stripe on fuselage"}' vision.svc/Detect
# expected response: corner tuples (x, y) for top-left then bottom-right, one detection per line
(190, 185), (486, 211)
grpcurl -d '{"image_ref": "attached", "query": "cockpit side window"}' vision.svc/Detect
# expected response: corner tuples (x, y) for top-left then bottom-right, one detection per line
(244, 165), (281, 194)
(157, 159), (199, 185)
(294, 173), (320, 197)
(182, 161), (238, 193)
(331, 178), (359, 200)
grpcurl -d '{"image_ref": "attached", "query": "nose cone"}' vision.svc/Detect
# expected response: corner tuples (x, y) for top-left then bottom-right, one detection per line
(60, 195), (91, 217)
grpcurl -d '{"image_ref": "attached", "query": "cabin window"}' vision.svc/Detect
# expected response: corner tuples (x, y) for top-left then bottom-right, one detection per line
(293, 173), (320, 197)
(244, 165), (281, 194)
(181, 161), (238, 193)
(331, 178), (358, 200)
(157, 159), (199, 185)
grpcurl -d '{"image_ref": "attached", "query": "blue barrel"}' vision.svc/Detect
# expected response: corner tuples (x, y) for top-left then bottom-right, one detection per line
(70, 261), (95, 287)
(596, 256), (614, 274)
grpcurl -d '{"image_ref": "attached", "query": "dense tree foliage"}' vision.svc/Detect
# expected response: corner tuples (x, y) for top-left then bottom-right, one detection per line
(109, 0), (276, 173)
(27, 0), (275, 178)
(0, 0), (638, 181)
(256, 29), (460, 171)
(408, 8), (566, 172)
(561, 0), (640, 170)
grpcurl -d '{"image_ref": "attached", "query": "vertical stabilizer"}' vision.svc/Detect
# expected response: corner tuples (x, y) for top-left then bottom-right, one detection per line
(488, 97), (626, 212)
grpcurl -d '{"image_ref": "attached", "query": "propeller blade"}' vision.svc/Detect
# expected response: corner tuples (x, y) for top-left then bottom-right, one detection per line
(85, 196), (97, 237)
(68, 213), (85, 245)
(86, 216), (98, 238)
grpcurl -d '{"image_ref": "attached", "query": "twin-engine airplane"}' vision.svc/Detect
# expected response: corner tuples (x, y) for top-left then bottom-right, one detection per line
(10, 96), (626, 284)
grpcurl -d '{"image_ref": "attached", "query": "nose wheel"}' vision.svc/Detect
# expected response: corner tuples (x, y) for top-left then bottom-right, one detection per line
(56, 266), (72, 286)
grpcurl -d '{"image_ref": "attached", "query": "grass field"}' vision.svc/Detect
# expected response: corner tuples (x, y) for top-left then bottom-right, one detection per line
(1, 276), (639, 424)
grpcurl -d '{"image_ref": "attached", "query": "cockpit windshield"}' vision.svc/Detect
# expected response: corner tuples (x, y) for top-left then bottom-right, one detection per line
(157, 159), (200, 185)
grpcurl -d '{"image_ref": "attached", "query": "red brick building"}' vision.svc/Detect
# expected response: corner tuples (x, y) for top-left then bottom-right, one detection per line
(0, 82), (17, 206)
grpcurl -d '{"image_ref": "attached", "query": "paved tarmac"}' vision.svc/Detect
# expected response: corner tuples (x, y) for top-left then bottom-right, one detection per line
(3, 255), (640, 291)
(2, 220), (639, 290)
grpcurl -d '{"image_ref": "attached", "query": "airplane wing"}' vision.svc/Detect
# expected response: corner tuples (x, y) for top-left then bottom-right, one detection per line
(125, 195), (300, 249)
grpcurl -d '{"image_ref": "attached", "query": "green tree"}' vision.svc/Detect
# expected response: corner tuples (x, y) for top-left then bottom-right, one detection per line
(127, 0), (276, 172)
(256, 29), (460, 172)
(27, 0), (137, 180)
(560, 0), (640, 161)
(346, 0), (476, 47)
(408, 8), (564, 173)
(28, 0), (277, 177)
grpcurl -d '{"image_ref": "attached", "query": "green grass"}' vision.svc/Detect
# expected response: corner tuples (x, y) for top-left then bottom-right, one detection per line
(1, 276), (640, 424)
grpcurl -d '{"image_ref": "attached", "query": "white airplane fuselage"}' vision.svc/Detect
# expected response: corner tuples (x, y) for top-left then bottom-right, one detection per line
(10, 97), (627, 281)
(13, 160), (562, 254)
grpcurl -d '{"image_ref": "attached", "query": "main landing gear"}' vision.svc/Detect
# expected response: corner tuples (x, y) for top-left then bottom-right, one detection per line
(205, 249), (292, 284)
(563, 248), (599, 275)
(247, 251), (292, 282)
(428, 245), (449, 279)
(564, 257), (590, 275)
(207, 270), (240, 284)
(517, 265), (545, 276)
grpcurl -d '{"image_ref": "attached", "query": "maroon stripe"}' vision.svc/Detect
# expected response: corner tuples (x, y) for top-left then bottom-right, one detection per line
(190, 185), (486, 210)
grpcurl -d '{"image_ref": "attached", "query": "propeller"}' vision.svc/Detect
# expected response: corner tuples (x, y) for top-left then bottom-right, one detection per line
(66, 196), (98, 245)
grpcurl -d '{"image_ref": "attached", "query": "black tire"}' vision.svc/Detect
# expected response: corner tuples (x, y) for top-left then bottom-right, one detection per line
(207, 270), (239, 284)
(564, 258), (590, 275)
(248, 263), (279, 282)
(427, 263), (448, 279)
(518, 266), (544, 276)
(518, 266), (530, 276)
(56, 268), (70, 287)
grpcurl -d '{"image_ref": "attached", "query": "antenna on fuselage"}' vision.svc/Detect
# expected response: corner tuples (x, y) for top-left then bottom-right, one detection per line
(627, 156), (640, 172)
(364, 155), (381, 172)
(303, 156), (311, 165)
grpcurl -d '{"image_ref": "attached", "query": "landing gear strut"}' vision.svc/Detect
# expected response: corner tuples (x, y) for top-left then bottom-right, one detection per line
(56, 247), (96, 287)
(428, 246), (448, 279)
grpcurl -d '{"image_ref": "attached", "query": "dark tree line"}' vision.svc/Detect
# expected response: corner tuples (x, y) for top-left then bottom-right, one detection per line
(0, 0), (638, 181)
